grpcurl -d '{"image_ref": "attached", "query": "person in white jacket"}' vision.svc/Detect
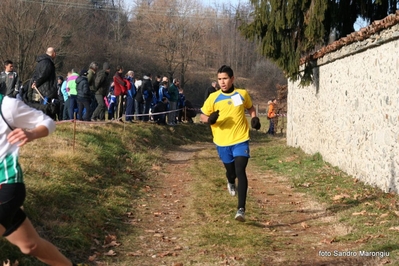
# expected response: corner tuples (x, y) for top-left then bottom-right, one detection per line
(0, 94), (75, 266)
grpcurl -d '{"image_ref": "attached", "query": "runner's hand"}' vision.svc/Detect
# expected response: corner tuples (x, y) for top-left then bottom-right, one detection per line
(251, 117), (261, 130)
(208, 110), (219, 125)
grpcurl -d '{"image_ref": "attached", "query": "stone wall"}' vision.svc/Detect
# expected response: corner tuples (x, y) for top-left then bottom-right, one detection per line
(287, 24), (399, 193)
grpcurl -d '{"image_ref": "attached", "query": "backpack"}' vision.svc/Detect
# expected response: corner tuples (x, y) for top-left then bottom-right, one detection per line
(126, 79), (136, 99)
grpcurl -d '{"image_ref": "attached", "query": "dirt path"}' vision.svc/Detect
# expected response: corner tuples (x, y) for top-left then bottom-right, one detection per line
(121, 143), (384, 266)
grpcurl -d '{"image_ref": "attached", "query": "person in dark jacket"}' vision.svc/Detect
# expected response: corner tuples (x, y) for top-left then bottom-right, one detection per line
(153, 97), (168, 125)
(204, 81), (217, 102)
(91, 62), (110, 121)
(87, 61), (99, 118)
(141, 73), (153, 122)
(76, 69), (91, 121)
(28, 47), (57, 103)
(0, 60), (21, 98)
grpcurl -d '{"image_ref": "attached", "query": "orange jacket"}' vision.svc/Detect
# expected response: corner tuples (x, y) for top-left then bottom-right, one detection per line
(268, 103), (276, 119)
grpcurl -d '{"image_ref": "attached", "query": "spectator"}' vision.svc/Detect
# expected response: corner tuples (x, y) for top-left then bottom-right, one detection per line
(113, 66), (127, 122)
(141, 73), (153, 122)
(177, 88), (186, 123)
(76, 69), (91, 121)
(153, 97), (168, 125)
(167, 78), (179, 125)
(153, 75), (161, 100)
(267, 98), (278, 135)
(87, 62), (99, 118)
(0, 60), (21, 98)
(28, 47), (57, 104)
(107, 82), (116, 120)
(56, 76), (64, 120)
(67, 69), (79, 120)
(125, 70), (136, 123)
(92, 62), (111, 121)
(204, 81), (217, 102)
(134, 76), (143, 121)
(60, 72), (71, 120)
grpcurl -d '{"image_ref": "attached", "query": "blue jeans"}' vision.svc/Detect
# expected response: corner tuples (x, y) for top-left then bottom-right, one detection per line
(268, 119), (275, 135)
(69, 95), (78, 120)
(125, 95), (134, 121)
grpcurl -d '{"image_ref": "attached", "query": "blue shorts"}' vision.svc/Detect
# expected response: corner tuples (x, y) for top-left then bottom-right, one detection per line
(216, 141), (250, 164)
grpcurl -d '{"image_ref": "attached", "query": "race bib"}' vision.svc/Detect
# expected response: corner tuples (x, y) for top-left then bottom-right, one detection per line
(232, 94), (242, 106)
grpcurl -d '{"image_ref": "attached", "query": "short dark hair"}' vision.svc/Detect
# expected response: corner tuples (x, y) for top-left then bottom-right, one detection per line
(116, 65), (123, 71)
(217, 65), (234, 78)
(4, 60), (13, 66)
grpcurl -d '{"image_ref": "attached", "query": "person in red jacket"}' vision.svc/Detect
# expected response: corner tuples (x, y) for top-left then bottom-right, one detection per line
(112, 66), (127, 122)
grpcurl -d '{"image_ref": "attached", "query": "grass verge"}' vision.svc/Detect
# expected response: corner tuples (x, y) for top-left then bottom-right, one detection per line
(251, 136), (399, 262)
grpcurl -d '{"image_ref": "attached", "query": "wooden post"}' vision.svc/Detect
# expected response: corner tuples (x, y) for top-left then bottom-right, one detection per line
(256, 104), (259, 116)
(73, 114), (76, 152)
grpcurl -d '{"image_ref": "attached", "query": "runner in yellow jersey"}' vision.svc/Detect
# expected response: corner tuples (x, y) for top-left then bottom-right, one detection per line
(200, 65), (261, 222)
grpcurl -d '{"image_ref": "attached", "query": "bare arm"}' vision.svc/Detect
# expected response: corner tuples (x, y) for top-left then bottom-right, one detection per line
(247, 105), (256, 118)
(7, 125), (50, 147)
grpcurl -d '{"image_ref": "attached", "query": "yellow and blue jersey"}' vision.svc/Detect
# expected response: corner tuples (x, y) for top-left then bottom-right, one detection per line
(201, 88), (253, 147)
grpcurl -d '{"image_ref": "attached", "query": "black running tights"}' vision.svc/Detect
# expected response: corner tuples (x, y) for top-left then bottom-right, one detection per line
(224, 156), (248, 210)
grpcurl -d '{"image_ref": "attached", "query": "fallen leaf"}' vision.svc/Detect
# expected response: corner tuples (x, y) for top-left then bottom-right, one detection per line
(127, 251), (143, 257)
(389, 226), (399, 231)
(104, 250), (117, 256)
(102, 240), (121, 248)
(379, 213), (389, 218)
(88, 254), (97, 261)
(333, 194), (350, 201)
(321, 238), (336, 244)
(352, 210), (367, 216)
(104, 234), (117, 244)
(394, 211), (399, 217)
(301, 222), (310, 229)
(159, 251), (174, 257)
(355, 236), (371, 243)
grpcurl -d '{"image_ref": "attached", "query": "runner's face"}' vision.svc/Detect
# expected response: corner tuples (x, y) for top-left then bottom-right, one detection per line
(217, 72), (234, 92)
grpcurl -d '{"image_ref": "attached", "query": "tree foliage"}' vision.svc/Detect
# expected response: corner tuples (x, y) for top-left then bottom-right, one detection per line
(0, 0), (286, 107)
(240, 0), (398, 85)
